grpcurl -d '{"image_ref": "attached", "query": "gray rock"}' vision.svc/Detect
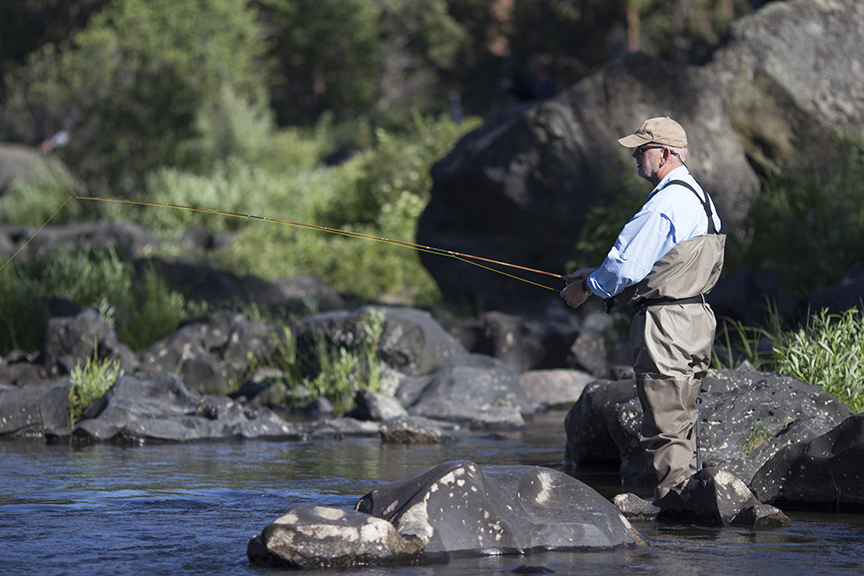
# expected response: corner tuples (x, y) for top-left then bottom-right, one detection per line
(519, 369), (594, 410)
(710, 0), (864, 172)
(379, 415), (458, 444)
(656, 467), (790, 528)
(570, 370), (853, 486)
(356, 461), (645, 556)
(564, 379), (637, 466)
(453, 311), (545, 374)
(42, 307), (138, 376)
(398, 354), (536, 427)
(221, 319), (283, 382)
(247, 504), (426, 569)
(612, 493), (660, 520)
(750, 413), (864, 510)
(138, 322), (232, 395)
(0, 379), (72, 435)
(70, 373), (301, 443)
(348, 389), (408, 422)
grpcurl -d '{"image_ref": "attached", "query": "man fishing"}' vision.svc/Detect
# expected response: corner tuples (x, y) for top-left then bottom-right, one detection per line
(559, 117), (725, 500)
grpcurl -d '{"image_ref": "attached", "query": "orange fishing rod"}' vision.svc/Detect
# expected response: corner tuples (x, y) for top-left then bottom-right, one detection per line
(2, 195), (565, 291)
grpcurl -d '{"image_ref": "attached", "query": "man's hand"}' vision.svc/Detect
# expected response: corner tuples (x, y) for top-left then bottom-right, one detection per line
(560, 280), (590, 309)
(562, 267), (598, 285)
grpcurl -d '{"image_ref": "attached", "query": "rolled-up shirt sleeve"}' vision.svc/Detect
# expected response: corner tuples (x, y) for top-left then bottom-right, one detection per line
(585, 210), (676, 299)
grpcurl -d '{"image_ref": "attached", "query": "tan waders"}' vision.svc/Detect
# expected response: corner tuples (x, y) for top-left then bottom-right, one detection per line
(625, 193), (726, 500)
(631, 303), (715, 499)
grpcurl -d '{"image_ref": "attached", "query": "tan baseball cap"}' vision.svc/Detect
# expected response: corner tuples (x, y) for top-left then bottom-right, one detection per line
(618, 117), (688, 148)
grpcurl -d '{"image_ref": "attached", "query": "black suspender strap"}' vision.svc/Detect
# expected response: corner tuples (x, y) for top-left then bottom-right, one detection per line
(666, 179), (718, 235)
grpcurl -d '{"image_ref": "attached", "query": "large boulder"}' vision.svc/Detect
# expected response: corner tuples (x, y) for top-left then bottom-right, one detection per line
(70, 373), (302, 443)
(417, 53), (758, 311)
(248, 460), (645, 569)
(710, 0), (864, 172)
(566, 368), (854, 486)
(750, 413), (864, 510)
(293, 306), (467, 381)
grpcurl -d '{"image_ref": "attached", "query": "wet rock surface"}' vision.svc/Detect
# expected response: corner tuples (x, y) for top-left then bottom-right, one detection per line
(566, 369), (854, 486)
(654, 468), (790, 528)
(750, 413), (864, 511)
(249, 460), (645, 569)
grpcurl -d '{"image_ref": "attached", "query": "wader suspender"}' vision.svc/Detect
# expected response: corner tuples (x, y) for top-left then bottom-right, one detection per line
(632, 180), (719, 314)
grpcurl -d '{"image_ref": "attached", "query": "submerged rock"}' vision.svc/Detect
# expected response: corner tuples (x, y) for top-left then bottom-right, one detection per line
(249, 460), (645, 569)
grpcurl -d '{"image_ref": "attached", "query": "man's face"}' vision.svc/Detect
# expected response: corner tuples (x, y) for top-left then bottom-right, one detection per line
(633, 144), (665, 182)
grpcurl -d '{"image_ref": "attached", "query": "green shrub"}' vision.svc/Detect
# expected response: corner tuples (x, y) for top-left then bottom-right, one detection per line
(713, 303), (864, 414)
(68, 349), (124, 425)
(0, 248), (198, 354)
(208, 115), (478, 304)
(773, 308), (864, 414)
(737, 136), (864, 295)
(2, 0), (271, 190)
(0, 158), (84, 225)
(303, 308), (386, 414)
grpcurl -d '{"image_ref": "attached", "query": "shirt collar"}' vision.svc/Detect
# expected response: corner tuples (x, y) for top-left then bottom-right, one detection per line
(647, 165), (690, 199)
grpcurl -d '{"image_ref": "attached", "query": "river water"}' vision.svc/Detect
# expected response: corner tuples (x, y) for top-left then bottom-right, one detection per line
(2, 411), (863, 576)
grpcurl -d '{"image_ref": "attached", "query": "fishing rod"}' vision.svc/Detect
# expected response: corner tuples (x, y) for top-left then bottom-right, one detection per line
(1, 195), (565, 291)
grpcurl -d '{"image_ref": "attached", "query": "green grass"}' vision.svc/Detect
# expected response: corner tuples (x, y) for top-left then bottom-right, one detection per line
(713, 303), (864, 414)
(68, 349), (125, 425)
(0, 247), (199, 354)
(773, 308), (864, 414)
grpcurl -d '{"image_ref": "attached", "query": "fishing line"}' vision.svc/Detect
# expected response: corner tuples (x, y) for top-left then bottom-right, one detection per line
(0, 196), (75, 273)
(1, 195), (564, 291)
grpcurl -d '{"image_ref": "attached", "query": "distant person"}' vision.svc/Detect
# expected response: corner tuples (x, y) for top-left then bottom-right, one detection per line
(39, 117), (74, 153)
(560, 117), (725, 500)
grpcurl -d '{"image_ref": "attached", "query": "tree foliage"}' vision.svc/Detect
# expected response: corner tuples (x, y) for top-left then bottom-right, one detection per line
(1, 0), (271, 192)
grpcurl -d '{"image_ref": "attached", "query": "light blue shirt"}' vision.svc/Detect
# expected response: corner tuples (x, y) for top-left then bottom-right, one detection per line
(585, 166), (722, 299)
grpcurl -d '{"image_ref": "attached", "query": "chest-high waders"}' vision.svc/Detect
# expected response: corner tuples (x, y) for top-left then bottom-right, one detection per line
(626, 180), (725, 500)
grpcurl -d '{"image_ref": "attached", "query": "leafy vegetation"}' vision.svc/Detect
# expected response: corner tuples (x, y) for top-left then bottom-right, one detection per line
(304, 308), (386, 414)
(732, 136), (864, 296)
(0, 247), (199, 354)
(773, 309), (864, 414)
(713, 305), (864, 414)
(240, 308), (388, 414)
(68, 349), (124, 425)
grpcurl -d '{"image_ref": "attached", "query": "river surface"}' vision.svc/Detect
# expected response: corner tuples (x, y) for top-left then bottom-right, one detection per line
(2, 411), (864, 576)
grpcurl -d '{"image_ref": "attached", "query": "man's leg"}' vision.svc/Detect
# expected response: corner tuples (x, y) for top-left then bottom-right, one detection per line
(637, 376), (700, 499)
(631, 304), (714, 499)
